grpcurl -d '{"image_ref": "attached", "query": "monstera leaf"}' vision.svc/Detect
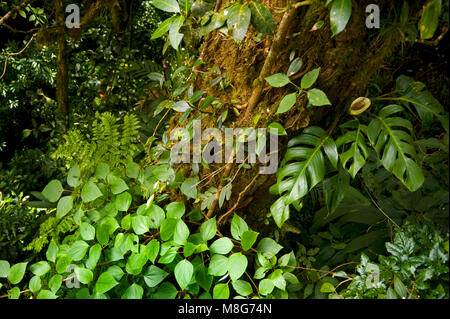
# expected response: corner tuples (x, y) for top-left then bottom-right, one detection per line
(396, 75), (448, 132)
(367, 105), (424, 192)
(336, 119), (371, 178)
(270, 126), (338, 227)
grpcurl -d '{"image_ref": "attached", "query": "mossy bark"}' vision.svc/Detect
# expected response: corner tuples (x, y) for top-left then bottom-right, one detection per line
(55, 0), (69, 115)
(179, 1), (418, 234)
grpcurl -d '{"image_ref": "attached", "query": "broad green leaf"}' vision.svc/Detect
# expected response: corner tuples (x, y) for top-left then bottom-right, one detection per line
(230, 214), (249, 240)
(95, 163), (110, 179)
(336, 119), (370, 178)
(115, 192), (132, 212)
(232, 280), (253, 296)
(249, 1), (276, 35)
(259, 278), (274, 295)
(270, 269), (286, 291)
(307, 88), (331, 106)
(158, 246), (178, 264)
(0, 260), (10, 278)
(241, 230), (259, 251)
(152, 282), (178, 299)
(95, 272), (119, 294)
(122, 283), (144, 299)
(80, 222), (96, 241)
(200, 217), (217, 242)
(396, 75), (448, 131)
(322, 169), (350, 215)
(367, 105), (424, 191)
(330, 0), (352, 36)
(265, 73), (290, 87)
(199, 12), (226, 36)
(107, 174), (128, 194)
(270, 196), (290, 228)
(227, 3), (252, 42)
(8, 286), (20, 299)
(42, 180), (63, 203)
(418, 0), (442, 40)
(29, 276), (41, 293)
(301, 68), (320, 89)
(55, 256), (71, 274)
(144, 265), (168, 288)
(37, 290), (57, 299)
(257, 238), (283, 257)
(227, 253), (248, 281)
(276, 92), (297, 114)
(75, 267), (93, 284)
(169, 15), (185, 50)
(148, 204), (166, 228)
(152, 165), (175, 182)
(132, 215), (150, 235)
(69, 240), (89, 261)
(146, 239), (160, 264)
(151, 16), (177, 39)
(152, 0), (180, 13)
(213, 283), (230, 299)
(320, 282), (335, 293)
(126, 162), (140, 179)
(46, 240), (59, 263)
(56, 196), (73, 218)
(287, 57), (303, 76)
(173, 219), (190, 245)
(160, 218), (178, 241)
(208, 255), (228, 276)
(172, 100), (190, 112)
(181, 177), (199, 199)
(96, 224), (110, 246)
(30, 261), (50, 276)
(67, 165), (80, 187)
(106, 265), (124, 281)
(166, 201), (185, 219)
(209, 237), (234, 255)
(267, 122), (287, 136)
(272, 126), (338, 206)
(179, 0), (194, 14)
(8, 262), (27, 285)
(86, 244), (102, 269)
(394, 276), (407, 298)
(174, 259), (194, 290)
(48, 274), (62, 293)
(81, 181), (103, 203)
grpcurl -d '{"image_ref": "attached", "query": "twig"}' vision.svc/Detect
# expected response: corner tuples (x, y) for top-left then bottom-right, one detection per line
(0, 33), (37, 80)
(0, 0), (36, 27)
(243, 4), (301, 120)
(217, 174), (259, 225)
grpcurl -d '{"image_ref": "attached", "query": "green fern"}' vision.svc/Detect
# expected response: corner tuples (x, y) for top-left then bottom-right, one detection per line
(52, 112), (141, 175)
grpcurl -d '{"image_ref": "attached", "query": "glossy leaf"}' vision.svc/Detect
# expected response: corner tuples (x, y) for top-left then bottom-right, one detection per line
(330, 0), (352, 36)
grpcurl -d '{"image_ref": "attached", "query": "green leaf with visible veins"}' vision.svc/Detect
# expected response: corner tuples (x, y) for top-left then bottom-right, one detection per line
(227, 3), (252, 42)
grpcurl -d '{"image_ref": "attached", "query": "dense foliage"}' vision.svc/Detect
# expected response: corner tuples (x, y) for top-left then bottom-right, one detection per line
(0, 0), (448, 300)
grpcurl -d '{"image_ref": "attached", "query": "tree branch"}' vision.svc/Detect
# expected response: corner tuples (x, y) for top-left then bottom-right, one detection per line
(0, 0), (36, 27)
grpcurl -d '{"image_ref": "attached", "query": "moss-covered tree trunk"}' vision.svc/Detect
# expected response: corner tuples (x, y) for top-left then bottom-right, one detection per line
(55, 0), (69, 115)
(181, 0), (422, 234)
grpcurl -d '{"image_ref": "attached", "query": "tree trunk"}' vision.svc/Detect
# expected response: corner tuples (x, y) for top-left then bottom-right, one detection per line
(55, 0), (69, 115)
(182, 0), (420, 234)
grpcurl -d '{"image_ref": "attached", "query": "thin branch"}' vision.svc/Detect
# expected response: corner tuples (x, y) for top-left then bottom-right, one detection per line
(217, 174), (259, 225)
(0, 0), (36, 27)
(0, 33), (37, 80)
(243, 4), (300, 120)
